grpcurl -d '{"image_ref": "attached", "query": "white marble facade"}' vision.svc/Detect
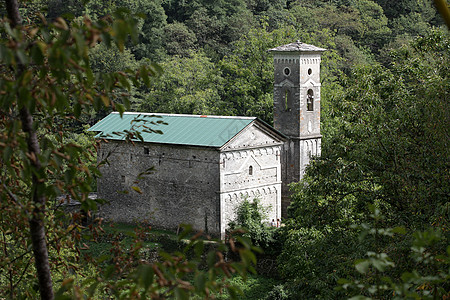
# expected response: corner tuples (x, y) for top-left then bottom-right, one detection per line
(219, 122), (283, 237)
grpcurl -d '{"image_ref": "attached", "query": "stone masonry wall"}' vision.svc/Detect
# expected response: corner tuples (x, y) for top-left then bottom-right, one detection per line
(273, 52), (322, 217)
(97, 141), (221, 235)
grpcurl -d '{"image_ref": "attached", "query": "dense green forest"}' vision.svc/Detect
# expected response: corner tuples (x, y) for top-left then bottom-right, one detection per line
(13, 0), (447, 124)
(0, 0), (448, 299)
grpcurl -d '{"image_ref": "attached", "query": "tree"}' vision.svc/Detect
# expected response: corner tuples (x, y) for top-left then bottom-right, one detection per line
(0, 1), (153, 297)
(162, 21), (198, 57)
(219, 21), (297, 124)
(277, 29), (449, 299)
(162, 0), (252, 59)
(338, 206), (449, 299)
(138, 51), (226, 115)
(0, 1), (256, 298)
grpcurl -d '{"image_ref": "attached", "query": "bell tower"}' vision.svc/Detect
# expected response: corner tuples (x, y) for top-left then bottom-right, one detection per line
(269, 41), (325, 216)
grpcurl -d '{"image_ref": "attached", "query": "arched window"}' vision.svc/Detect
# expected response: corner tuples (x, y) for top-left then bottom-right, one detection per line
(284, 89), (291, 111)
(249, 165), (253, 175)
(307, 89), (314, 111)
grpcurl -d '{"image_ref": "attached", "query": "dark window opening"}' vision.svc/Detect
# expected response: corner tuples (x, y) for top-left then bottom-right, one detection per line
(284, 90), (291, 111)
(307, 89), (314, 111)
(249, 166), (253, 175)
(283, 67), (291, 76)
(308, 68), (312, 75)
(144, 147), (149, 154)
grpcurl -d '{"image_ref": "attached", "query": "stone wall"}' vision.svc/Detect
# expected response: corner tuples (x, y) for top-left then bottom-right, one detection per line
(96, 122), (284, 238)
(218, 123), (283, 237)
(97, 141), (221, 235)
(272, 52), (323, 217)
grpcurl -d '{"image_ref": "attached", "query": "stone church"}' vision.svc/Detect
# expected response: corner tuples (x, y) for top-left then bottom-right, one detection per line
(89, 41), (325, 238)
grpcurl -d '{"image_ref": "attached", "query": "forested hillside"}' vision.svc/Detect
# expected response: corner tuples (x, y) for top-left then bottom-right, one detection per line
(0, 0), (448, 299)
(11, 0), (446, 125)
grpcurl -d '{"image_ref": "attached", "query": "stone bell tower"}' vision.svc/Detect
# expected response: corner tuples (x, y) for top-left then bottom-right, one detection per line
(269, 41), (325, 216)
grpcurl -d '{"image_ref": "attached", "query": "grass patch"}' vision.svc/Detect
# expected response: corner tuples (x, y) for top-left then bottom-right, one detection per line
(81, 222), (179, 258)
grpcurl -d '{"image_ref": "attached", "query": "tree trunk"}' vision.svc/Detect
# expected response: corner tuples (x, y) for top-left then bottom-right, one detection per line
(5, 0), (55, 299)
(19, 108), (55, 300)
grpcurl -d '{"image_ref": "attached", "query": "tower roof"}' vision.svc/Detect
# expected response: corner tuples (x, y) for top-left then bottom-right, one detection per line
(269, 41), (326, 53)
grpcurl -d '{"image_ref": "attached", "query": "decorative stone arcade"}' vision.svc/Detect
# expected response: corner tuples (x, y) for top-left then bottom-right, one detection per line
(269, 41), (326, 217)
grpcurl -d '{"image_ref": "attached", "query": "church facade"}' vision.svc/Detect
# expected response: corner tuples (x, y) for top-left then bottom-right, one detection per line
(89, 41), (325, 237)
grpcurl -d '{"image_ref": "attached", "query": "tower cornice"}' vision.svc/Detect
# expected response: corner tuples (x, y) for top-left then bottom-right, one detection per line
(269, 41), (326, 53)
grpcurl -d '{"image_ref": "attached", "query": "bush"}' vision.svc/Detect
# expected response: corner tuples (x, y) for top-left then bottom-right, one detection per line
(228, 198), (276, 249)
(265, 284), (292, 300)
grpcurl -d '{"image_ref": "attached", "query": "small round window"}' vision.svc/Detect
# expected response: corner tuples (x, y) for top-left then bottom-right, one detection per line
(308, 68), (312, 75)
(283, 67), (291, 76)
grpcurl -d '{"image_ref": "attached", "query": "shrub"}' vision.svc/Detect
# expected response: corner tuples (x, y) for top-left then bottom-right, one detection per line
(228, 198), (276, 249)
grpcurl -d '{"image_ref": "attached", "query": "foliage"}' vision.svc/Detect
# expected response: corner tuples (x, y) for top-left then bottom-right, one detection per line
(138, 50), (226, 115)
(265, 284), (292, 300)
(338, 205), (449, 299)
(0, 5), (151, 296)
(162, 21), (198, 57)
(293, 29), (449, 227)
(219, 21), (297, 124)
(213, 273), (283, 300)
(277, 226), (362, 299)
(74, 223), (260, 299)
(228, 198), (276, 249)
(16, 0), (444, 132)
(278, 30), (449, 299)
(1, 0), (448, 298)
(0, 3), (257, 299)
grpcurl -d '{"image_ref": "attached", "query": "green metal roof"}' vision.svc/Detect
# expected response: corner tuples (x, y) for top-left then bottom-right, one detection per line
(88, 112), (256, 147)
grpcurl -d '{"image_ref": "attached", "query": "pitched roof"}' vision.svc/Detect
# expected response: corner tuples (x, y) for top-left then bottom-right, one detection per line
(269, 41), (326, 53)
(88, 112), (261, 147)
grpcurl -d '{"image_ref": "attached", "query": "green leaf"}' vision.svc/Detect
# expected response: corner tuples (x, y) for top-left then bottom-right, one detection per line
(3, 146), (13, 162)
(207, 251), (216, 268)
(240, 248), (256, 266)
(140, 65), (150, 87)
(391, 226), (406, 234)
(194, 273), (206, 292)
(0, 44), (13, 64)
(227, 285), (242, 300)
(116, 103), (125, 116)
(138, 265), (154, 291)
(31, 45), (44, 65)
(174, 287), (189, 300)
(74, 103), (81, 118)
(177, 224), (193, 240)
(355, 260), (370, 274)
(18, 87), (31, 108)
(100, 95), (110, 107)
(16, 49), (29, 65)
(131, 186), (142, 194)
(194, 241), (204, 258)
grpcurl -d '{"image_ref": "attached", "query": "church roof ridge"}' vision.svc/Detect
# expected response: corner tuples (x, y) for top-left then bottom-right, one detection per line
(269, 41), (326, 52)
(116, 112), (256, 120)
